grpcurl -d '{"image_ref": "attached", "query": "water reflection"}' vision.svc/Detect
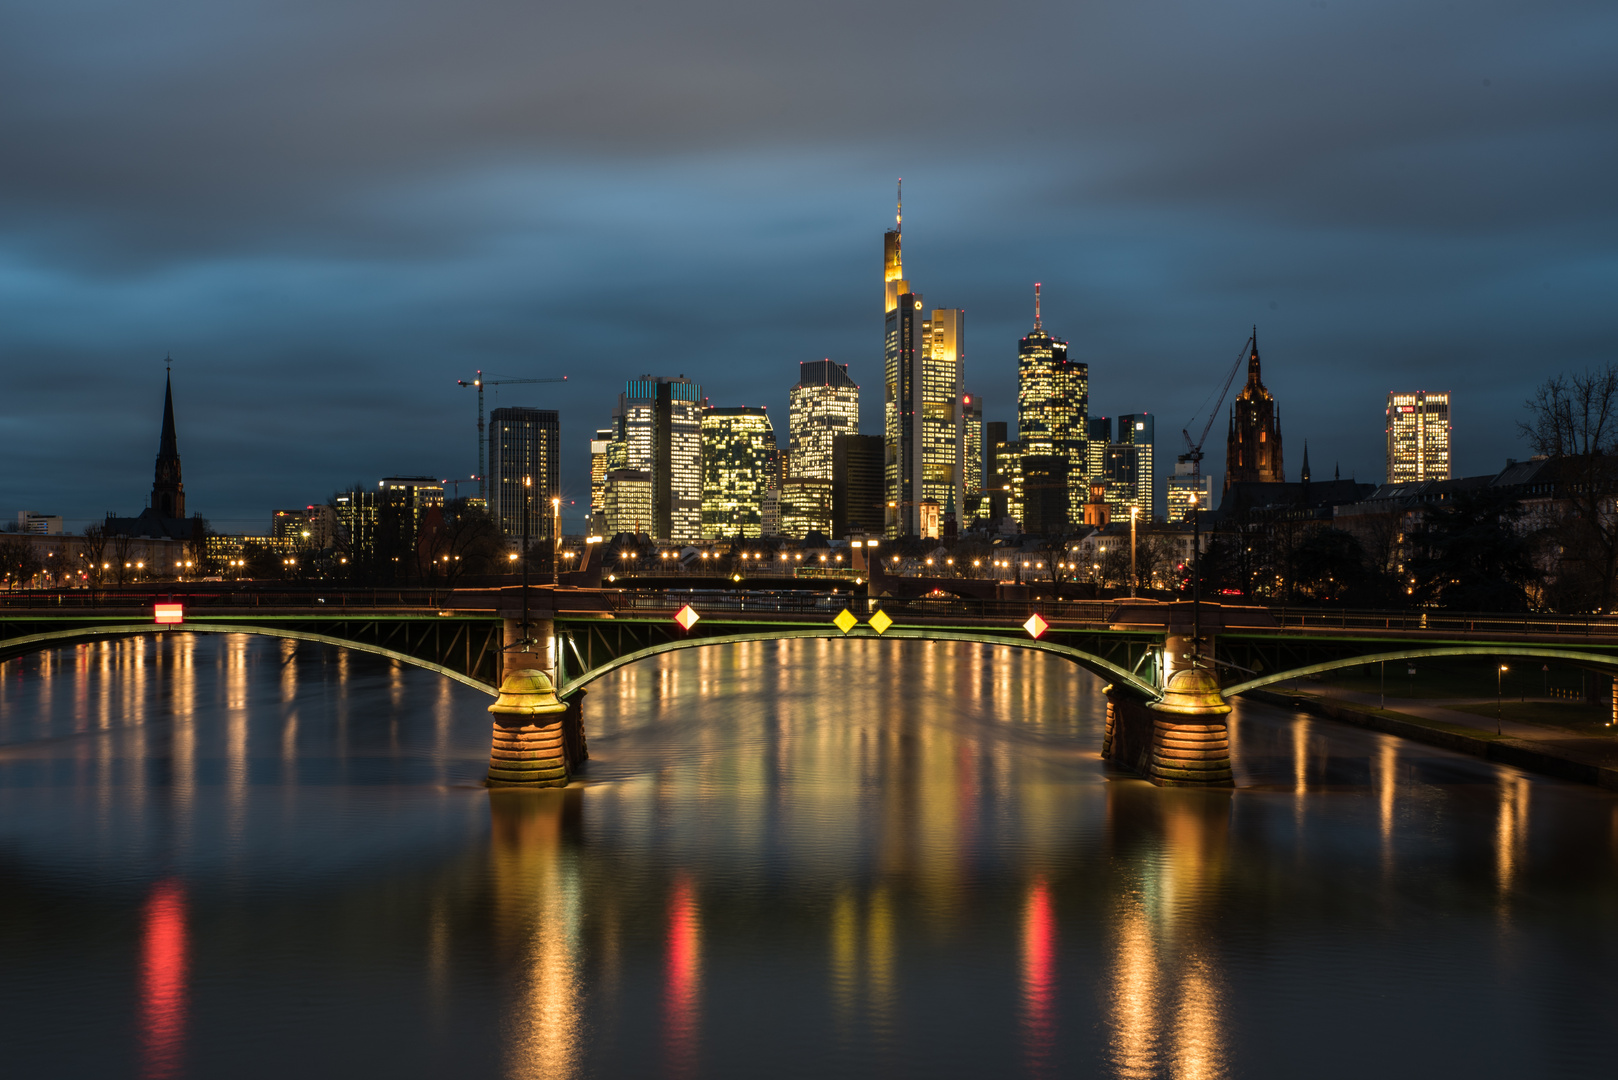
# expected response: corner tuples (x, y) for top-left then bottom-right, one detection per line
(1106, 786), (1230, 1080)
(138, 879), (188, 1080)
(490, 790), (584, 1080)
(2, 635), (1617, 1079)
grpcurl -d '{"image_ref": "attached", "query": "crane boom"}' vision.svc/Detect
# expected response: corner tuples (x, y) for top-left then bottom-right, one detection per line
(1178, 332), (1252, 490)
(456, 371), (569, 500)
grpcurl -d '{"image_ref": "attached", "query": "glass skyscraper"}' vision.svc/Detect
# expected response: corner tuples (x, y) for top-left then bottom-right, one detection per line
(1385, 391), (1451, 483)
(608, 376), (702, 542)
(488, 408), (559, 541)
(788, 361), (859, 482)
(1015, 284), (1088, 507)
(701, 405), (775, 539)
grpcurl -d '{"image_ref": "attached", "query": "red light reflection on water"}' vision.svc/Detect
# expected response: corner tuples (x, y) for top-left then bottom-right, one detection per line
(1021, 878), (1057, 1076)
(139, 879), (189, 1080)
(663, 878), (702, 1078)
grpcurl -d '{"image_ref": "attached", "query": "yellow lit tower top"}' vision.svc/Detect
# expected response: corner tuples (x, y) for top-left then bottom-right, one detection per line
(884, 179), (908, 313)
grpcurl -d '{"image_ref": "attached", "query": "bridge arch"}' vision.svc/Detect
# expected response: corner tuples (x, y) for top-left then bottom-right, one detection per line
(1223, 645), (1618, 698)
(0, 623), (500, 696)
(555, 627), (1159, 699)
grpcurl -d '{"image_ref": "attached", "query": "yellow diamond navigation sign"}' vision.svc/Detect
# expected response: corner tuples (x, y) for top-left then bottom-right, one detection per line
(674, 604), (701, 631)
(833, 608), (858, 634)
(1023, 613), (1049, 639)
(868, 609), (893, 635)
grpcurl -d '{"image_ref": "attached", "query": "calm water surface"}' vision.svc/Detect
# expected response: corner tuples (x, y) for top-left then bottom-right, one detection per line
(2, 633), (1616, 1078)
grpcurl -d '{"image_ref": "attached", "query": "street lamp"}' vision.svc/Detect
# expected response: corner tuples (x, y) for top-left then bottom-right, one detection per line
(1130, 506), (1139, 599)
(1497, 663), (1509, 735)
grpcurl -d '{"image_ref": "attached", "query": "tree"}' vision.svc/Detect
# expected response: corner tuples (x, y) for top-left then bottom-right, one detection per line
(1287, 528), (1368, 603)
(82, 522), (110, 585)
(1407, 488), (1536, 611)
(1519, 363), (1618, 612)
(0, 538), (43, 590)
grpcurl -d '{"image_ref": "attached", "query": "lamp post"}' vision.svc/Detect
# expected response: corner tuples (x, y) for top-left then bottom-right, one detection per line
(521, 476), (532, 647)
(1130, 506), (1139, 599)
(551, 496), (561, 586)
(1497, 662), (1508, 735)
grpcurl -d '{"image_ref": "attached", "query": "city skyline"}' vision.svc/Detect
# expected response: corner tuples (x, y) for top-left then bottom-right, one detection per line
(6, 1), (1612, 532)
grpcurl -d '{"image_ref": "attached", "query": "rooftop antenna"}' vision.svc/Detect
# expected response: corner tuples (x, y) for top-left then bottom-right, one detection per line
(1034, 282), (1042, 330)
(896, 178), (902, 232)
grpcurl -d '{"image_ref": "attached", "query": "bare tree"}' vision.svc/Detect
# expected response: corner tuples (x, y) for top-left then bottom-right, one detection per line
(82, 522), (110, 585)
(1520, 364), (1618, 611)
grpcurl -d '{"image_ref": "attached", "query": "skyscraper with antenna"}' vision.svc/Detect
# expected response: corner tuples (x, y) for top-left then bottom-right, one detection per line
(1016, 283), (1088, 517)
(882, 182), (965, 537)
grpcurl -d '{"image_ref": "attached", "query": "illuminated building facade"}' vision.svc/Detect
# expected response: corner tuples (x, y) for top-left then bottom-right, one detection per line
(963, 392), (984, 495)
(611, 376), (702, 542)
(789, 360), (859, 482)
(1165, 455), (1213, 523)
(488, 408), (558, 542)
(589, 427), (612, 519)
(602, 469), (653, 537)
(700, 405), (775, 539)
(1225, 331), (1284, 491)
(779, 478), (834, 540)
(1016, 284), (1088, 506)
(1385, 391), (1451, 483)
(993, 437), (1024, 528)
(882, 186), (964, 536)
(1112, 413), (1154, 520)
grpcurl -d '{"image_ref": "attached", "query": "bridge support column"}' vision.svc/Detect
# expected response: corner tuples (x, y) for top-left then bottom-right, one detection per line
(486, 669), (571, 788)
(1104, 667), (1233, 787)
(502, 617), (555, 683)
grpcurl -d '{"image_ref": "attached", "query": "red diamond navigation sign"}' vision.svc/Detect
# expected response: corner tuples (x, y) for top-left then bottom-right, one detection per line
(674, 604), (701, 632)
(1023, 613), (1048, 639)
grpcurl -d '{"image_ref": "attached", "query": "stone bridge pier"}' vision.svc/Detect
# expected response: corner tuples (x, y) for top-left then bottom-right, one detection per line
(487, 605), (587, 788)
(1101, 601), (1275, 786)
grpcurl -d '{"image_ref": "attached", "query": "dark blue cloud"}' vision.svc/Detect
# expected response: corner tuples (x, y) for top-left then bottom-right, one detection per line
(2, 0), (1614, 530)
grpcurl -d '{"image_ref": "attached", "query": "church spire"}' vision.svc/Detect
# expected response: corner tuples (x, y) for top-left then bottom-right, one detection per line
(152, 363), (185, 520)
(1301, 440), (1311, 485)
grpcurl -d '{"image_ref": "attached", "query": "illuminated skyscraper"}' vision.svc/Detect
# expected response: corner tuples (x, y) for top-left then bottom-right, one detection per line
(881, 185), (964, 535)
(789, 360), (859, 481)
(1166, 455), (1213, 523)
(1087, 416), (1111, 483)
(1225, 329), (1284, 491)
(611, 376), (702, 542)
(701, 405), (775, 539)
(589, 427), (612, 519)
(1114, 413), (1154, 519)
(488, 409), (558, 541)
(1015, 284), (1088, 505)
(963, 393), (984, 496)
(1385, 391), (1451, 483)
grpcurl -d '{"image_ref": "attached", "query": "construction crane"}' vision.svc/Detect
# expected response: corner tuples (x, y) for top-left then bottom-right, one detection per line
(1177, 329), (1254, 667)
(456, 371), (568, 500)
(1180, 330), (1252, 495)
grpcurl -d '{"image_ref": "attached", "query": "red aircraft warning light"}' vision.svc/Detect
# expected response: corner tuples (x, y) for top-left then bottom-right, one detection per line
(154, 603), (185, 625)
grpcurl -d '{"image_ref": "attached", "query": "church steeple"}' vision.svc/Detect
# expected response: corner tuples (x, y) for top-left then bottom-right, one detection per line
(1223, 325), (1285, 492)
(1300, 439), (1310, 485)
(152, 364), (185, 520)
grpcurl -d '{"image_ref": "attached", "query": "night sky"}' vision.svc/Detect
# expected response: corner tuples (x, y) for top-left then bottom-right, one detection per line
(4, 0), (1613, 533)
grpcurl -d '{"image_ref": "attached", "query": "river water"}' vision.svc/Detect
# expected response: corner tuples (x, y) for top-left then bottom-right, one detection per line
(1, 633), (1615, 1078)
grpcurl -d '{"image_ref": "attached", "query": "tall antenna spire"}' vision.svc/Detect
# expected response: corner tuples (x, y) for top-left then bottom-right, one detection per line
(1034, 282), (1042, 329)
(896, 178), (902, 232)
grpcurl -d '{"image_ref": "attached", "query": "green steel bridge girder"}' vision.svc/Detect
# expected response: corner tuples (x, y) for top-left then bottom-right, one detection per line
(0, 618), (506, 695)
(551, 617), (1164, 701)
(1221, 644), (1618, 698)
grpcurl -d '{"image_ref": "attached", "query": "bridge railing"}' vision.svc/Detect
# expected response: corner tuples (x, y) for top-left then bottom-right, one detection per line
(1267, 606), (1618, 639)
(0, 588), (455, 611)
(599, 589), (1117, 626)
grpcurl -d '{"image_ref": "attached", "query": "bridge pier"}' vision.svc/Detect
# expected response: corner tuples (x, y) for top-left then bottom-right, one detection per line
(1104, 667), (1233, 787)
(487, 669), (571, 787)
(502, 616), (555, 683)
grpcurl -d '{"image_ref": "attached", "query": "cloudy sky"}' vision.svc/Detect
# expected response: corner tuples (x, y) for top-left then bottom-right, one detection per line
(4, 0), (1613, 532)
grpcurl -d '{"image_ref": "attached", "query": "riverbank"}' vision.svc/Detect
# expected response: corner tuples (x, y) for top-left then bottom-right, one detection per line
(1246, 687), (1618, 790)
